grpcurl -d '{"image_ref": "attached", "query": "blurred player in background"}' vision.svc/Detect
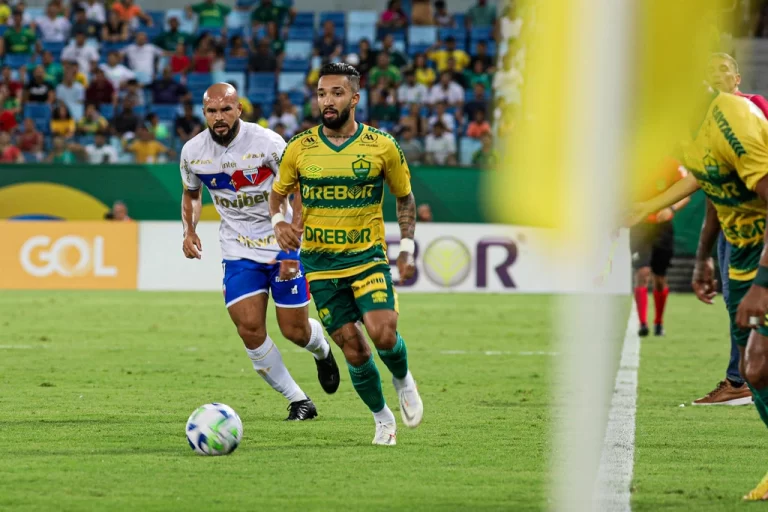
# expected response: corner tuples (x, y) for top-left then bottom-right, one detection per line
(270, 63), (424, 446)
(630, 86), (768, 500)
(180, 83), (340, 421)
(690, 53), (768, 406)
(631, 158), (690, 337)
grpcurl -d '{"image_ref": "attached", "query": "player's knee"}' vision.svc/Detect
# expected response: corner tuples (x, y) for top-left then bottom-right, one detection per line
(280, 321), (311, 345)
(652, 275), (667, 290)
(332, 324), (370, 364)
(367, 321), (398, 350)
(743, 361), (768, 390)
(236, 321), (267, 347)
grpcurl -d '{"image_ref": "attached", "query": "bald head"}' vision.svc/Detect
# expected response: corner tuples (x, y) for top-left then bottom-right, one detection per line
(202, 83), (242, 146)
(203, 82), (239, 104)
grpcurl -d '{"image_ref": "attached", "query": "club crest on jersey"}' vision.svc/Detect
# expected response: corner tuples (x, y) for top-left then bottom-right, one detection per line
(230, 166), (273, 190)
(352, 158), (372, 179)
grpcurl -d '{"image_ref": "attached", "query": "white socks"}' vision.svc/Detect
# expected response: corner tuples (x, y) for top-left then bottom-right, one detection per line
(393, 370), (415, 392)
(246, 336), (307, 403)
(373, 404), (396, 425)
(303, 318), (331, 360)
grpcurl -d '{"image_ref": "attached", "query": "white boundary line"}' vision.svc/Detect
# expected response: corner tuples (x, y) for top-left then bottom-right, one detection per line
(594, 308), (641, 511)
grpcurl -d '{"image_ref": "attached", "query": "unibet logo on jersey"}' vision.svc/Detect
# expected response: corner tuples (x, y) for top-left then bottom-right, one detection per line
(0, 221), (138, 289)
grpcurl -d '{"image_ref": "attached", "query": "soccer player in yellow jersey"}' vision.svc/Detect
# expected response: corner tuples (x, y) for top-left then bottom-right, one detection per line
(631, 88), (768, 500)
(268, 63), (424, 446)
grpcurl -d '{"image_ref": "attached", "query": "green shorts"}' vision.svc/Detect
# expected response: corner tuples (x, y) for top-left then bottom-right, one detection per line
(309, 264), (399, 334)
(727, 277), (768, 346)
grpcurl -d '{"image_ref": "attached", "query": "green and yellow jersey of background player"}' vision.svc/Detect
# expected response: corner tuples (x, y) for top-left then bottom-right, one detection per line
(273, 123), (411, 282)
(681, 91), (768, 281)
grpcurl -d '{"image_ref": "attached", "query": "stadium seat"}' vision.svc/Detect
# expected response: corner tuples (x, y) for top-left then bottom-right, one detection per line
(293, 12), (315, 28)
(42, 41), (66, 55)
(348, 10), (378, 25)
(408, 26), (437, 46)
(377, 27), (406, 40)
(235, 0), (258, 8)
(470, 27), (493, 42)
(247, 89), (276, 106)
(459, 137), (482, 166)
(225, 57), (248, 72)
(25, 7), (44, 19)
(188, 72), (214, 87)
(286, 90), (305, 107)
(99, 104), (115, 119)
(277, 72), (305, 92)
(453, 13), (466, 28)
(152, 104), (181, 121)
(346, 24), (376, 45)
(248, 72), (276, 90)
(287, 27), (315, 41)
(0, 26), (6, 37)
(356, 89), (368, 121)
(77, 134), (95, 146)
(284, 40), (313, 59)
(226, 10), (250, 30)
(438, 27), (466, 43)
(4, 54), (33, 68)
(212, 71), (246, 91)
(281, 58), (310, 73)
(146, 11), (166, 28)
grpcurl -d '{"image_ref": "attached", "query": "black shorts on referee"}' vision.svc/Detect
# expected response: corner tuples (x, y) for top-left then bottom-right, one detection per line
(629, 221), (674, 276)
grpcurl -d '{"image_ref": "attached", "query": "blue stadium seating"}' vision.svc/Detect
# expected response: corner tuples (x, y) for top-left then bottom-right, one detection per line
(459, 137), (482, 166)
(0, 26), (6, 37)
(293, 12), (315, 28)
(99, 104), (115, 119)
(152, 104), (181, 121)
(470, 27), (494, 42)
(348, 10), (378, 25)
(24, 104), (52, 135)
(438, 27), (466, 43)
(248, 72), (276, 89)
(319, 11), (345, 30)
(471, 40), (497, 57)
(225, 57), (248, 72)
(408, 26), (438, 46)
(5, 54), (33, 68)
(277, 72), (305, 92)
(281, 58), (310, 73)
(346, 24), (376, 45)
(287, 27), (315, 41)
(284, 40), (313, 59)
(286, 90), (305, 107)
(42, 41), (66, 55)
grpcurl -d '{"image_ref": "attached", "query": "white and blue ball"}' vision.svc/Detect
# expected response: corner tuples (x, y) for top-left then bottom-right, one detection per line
(185, 403), (243, 456)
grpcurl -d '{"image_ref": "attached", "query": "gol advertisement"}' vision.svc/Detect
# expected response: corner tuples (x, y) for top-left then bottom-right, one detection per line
(0, 221), (138, 289)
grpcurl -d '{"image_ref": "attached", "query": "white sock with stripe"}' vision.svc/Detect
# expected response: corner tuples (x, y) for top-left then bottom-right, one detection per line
(246, 336), (307, 403)
(303, 318), (331, 360)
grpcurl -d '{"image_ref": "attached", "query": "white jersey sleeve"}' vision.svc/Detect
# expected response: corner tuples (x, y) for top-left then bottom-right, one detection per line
(180, 144), (202, 191)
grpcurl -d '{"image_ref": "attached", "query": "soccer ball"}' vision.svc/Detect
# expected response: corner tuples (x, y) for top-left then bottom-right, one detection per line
(185, 403), (243, 456)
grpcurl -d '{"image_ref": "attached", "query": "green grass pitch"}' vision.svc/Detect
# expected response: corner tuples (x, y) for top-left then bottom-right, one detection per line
(0, 292), (551, 512)
(2, 291), (765, 511)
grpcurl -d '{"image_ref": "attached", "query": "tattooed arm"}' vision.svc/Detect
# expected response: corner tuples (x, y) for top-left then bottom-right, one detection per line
(396, 192), (416, 240)
(395, 192), (416, 284)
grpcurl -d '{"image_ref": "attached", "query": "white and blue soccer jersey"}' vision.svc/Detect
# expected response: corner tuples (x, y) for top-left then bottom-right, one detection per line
(180, 121), (294, 263)
(181, 122), (309, 308)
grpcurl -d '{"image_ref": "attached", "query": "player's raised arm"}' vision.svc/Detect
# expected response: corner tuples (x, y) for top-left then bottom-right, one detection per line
(626, 172), (700, 227)
(180, 149), (203, 259)
(270, 137), (302, 252)
(382, 134), (416, 283)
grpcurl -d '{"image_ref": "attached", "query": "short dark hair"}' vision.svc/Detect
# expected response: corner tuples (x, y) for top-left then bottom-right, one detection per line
(318, 62), (361, 93)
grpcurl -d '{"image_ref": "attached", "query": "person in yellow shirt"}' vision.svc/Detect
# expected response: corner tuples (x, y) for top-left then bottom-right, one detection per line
(50, 102), (76, 138)
(427, 35), (471, 73)
(126, 125), (175, 163)
(412, 53), (436, 87)
(0, 1), (12, 24)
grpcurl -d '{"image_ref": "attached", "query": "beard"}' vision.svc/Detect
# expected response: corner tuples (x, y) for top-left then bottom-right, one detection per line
(208, 118), (240, 146)
(321, 102), (353, 130)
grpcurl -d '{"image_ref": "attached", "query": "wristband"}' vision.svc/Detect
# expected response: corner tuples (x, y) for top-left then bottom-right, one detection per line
(399, 238), (415, 254)
(755, 265), (768, 288)
(271, 213), (286, 228)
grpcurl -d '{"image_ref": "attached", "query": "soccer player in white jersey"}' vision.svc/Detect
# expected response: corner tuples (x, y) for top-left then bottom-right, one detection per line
(179, 83), (340, 421)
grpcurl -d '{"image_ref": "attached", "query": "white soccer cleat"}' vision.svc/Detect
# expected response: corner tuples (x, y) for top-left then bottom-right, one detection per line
(394, 374), (423, 428)
(372, 422), (397, 446)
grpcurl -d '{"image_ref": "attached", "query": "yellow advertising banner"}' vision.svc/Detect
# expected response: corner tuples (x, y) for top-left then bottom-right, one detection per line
(0, 221), (138, 289)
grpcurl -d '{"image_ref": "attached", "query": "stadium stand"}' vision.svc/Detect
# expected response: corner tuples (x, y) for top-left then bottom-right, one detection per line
(0, 0), (504, 166)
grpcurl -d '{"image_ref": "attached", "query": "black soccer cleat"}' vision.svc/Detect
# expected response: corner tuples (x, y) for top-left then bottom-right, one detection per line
(285, 398), (318, 421)
(638, 323), (649, 337)
(315, 349), (340, 394)
(654, 323), (665, 337)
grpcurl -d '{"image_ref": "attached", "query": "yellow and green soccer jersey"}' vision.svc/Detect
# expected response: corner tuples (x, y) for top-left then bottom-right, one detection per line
(681, 92), (768, 280)
(273, 123), (412, 282)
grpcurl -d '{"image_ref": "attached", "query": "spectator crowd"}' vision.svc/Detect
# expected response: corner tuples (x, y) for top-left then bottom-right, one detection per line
(0, 0), (512, 167)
